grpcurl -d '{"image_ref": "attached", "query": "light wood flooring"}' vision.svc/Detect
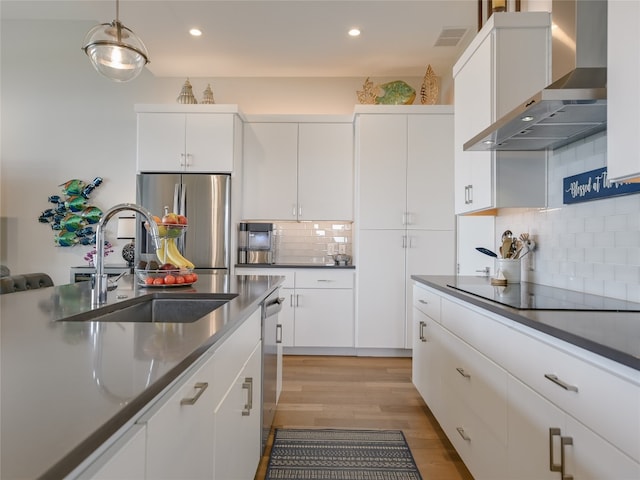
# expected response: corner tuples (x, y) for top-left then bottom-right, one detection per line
(255, 355), (473, 480)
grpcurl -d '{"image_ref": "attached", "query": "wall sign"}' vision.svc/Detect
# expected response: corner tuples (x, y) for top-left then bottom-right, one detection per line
(563, 167), (640, 204)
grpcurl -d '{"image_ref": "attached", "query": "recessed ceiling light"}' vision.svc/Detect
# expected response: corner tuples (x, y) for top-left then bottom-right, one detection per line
(521, 116), (534, 122)
(189, 28), (202, 37)
(348, 28), (361, 37)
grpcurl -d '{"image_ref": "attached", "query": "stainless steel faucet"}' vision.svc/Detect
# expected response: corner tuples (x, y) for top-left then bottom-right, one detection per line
(92, 203), (161, 306)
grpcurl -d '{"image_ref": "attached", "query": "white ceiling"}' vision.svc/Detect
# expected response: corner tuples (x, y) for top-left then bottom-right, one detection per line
(2, 0), (478, 78)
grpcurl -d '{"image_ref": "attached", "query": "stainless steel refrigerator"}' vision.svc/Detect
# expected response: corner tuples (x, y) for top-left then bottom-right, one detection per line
(135, 173), (230, 273)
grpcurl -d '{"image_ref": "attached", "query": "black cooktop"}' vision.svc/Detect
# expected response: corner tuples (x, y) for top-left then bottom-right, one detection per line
(446, 281), (640, 311)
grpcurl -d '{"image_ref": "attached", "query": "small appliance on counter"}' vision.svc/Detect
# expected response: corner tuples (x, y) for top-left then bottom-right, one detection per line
(238, 222), (275, 264)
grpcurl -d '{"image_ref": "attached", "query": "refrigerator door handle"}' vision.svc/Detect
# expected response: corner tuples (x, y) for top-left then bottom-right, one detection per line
(178, 183), (187, 252)
(180, 184), (187, 217)
(173, 184), (180, 214)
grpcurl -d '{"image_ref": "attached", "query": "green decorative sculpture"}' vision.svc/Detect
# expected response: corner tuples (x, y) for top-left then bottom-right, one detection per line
(375, 81), (416, 105)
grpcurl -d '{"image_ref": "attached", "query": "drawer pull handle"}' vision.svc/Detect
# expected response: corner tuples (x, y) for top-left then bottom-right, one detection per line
(549, 427), (562, 472)
(456, 427), (471, 442)
(561, 435), (573, 480)
(419, 321), (427, 342)
(276, 324), (283, 344)
(317, 279), (334, 283)
(180, 382), (208, 405)
(418, 299), (429, 305)
(242, 377), (253, 416)
(544, 374), (578, 392)
(456, 367), (471, 379)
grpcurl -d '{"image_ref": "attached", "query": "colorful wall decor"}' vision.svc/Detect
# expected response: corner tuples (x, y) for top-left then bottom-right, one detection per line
(38, 177), (104, 247)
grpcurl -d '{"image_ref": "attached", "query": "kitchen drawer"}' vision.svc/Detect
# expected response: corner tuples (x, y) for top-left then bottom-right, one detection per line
(440, 326), (508, 446)
(441, 382), (509, 480)
(441, 297), (509, 368)
(295, 269), (354, 289)
(210, 308), (261, 407)
(504, 325), (640, 462)
(412, 284), (441, 322)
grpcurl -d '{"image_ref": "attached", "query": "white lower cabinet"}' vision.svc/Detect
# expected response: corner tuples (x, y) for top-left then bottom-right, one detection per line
(237, 268), (355, 349)
(212, 342), (262, 479)
(508, 376), (640, 480)
(90, 308), (264, 480)
(412, 308), (442, 414)
(143, 353), (218, 479)
(411, 282), (640, 480)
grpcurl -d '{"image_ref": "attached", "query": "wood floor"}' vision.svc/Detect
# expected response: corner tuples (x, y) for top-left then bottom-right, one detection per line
(255, 355), (473, 480)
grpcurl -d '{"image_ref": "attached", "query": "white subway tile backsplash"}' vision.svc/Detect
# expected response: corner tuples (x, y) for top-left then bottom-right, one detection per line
(495, 132), (640, 301)
(268, 220), (353, 265)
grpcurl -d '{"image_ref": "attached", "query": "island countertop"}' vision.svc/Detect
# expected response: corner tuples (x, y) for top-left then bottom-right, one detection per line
(0, 273), (283, 480)
(412, 275), (640, 372)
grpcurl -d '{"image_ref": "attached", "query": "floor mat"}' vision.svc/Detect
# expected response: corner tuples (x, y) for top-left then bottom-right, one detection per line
(265, 428), (423, 480)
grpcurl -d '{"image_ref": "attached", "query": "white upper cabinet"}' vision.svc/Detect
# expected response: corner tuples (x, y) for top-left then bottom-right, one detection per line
(297, 123), (353, 220)
(242, 122), (299, 220)
(136, 105), (242, 173)
(242, 118), (353, 221)
(453, 13), (551, 214)
(607, 0), (640, 183)
(356, 114), (407, 230)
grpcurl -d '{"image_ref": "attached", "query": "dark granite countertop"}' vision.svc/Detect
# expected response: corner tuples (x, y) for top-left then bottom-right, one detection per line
(0, 273), (283, 479)
(412, 275), (640, 372)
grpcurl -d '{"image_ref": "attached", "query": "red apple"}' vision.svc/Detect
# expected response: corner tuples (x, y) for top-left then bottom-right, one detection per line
(162, 212), (180, 225)
(177, 214), (188, 225)
(159, 263), (177, 271)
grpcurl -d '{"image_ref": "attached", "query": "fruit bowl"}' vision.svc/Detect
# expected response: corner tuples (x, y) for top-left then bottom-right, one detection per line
(145, 222), (187, 239)
(135, 267), (198, 287)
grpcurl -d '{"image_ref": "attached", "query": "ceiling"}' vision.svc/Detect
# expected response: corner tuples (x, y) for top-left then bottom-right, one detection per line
(2, 0), (479, 78)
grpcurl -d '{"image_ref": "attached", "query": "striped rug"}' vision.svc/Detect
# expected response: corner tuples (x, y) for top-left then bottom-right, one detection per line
(265, 428), (423, 480)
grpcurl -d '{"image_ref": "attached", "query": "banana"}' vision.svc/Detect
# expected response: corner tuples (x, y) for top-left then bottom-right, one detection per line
(166, 238), (195, 269)
(155, 238), (169, 265)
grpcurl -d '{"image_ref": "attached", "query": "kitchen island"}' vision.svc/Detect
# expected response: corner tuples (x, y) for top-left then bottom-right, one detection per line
(0, 273), (283, 479)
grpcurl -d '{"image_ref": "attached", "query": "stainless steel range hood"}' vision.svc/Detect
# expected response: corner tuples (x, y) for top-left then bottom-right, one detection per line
(465, 0), (607, 152)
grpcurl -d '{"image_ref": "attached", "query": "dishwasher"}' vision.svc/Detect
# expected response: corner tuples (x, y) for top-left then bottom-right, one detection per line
(261, 288), (283, 454)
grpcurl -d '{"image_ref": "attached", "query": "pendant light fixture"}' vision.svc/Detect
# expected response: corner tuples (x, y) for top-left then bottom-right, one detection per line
(82, 0), (149, 82)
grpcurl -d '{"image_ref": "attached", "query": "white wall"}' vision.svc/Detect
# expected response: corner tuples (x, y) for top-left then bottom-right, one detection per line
(496, 132), (640, 303)
(0, 18), (436, 285)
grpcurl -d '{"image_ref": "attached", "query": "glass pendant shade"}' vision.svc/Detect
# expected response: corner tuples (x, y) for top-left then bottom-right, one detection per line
(83, 20), (149, 82)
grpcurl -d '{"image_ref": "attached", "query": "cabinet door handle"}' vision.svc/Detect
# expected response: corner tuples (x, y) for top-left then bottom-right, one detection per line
(468, 184), (473, 204)
(298, 205), (302, 217)
(276, 324), (283, 344)
(419, 320), (427, 342)
(242, 377), (253, 416)
(290, 294), (294, 307)
(180, 382), (208, 405)
(317, 279), (334, 283)
(560, 435), (573, 480)
(549, 428), (562, 472)
(456, 427), (471, 442)
(179, 153), (187, 166)
(296, 294), (300, 307)
(544, 374), (579, 392)
(402, 235), (407, 248)
(456, 367), (471, 379)
(418, 299), (429, 305)
(292, 204), (297, 217)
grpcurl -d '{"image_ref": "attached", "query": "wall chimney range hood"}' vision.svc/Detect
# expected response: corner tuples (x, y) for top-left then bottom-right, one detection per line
(464, 0), (607, 152)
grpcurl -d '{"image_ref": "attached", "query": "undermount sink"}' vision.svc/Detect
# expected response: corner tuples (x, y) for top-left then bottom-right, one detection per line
(62, 293), (238, 324)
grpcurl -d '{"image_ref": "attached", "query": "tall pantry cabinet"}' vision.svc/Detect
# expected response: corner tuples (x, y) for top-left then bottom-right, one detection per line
(355, 106), (455, 351)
